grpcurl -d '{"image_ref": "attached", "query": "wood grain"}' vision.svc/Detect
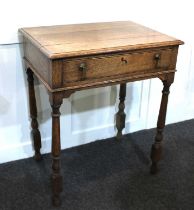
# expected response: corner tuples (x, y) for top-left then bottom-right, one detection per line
(19, 21), (183, 59)
(24, 37), (52, 87)
(20, 21), (182, 92)
(62, 47), (178, 83)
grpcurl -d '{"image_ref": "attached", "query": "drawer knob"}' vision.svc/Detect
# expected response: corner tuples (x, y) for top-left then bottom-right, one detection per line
(79, 63), (87, 80)
(121, 57), (128, 64)
(154, 53), (161, 68)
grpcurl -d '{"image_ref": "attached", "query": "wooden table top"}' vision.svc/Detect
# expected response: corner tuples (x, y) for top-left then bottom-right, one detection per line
(19, 21), (183, 59)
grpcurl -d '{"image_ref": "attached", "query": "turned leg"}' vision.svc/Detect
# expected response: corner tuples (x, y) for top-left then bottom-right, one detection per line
(26, 68), (42, 161)
(150, 77), (173, 174)
(49, 93), (63, 206)
(116, 83), (126, 140)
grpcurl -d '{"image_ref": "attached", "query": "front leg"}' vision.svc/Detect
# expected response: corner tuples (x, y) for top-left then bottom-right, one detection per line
(49, 93), (63, 206)
(150, 73), (174, 174)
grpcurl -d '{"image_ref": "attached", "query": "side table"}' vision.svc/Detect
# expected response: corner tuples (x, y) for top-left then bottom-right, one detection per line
(19, 21), (183, 206)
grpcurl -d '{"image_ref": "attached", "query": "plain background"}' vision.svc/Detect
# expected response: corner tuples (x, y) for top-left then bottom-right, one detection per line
(0, 0), (194, 163)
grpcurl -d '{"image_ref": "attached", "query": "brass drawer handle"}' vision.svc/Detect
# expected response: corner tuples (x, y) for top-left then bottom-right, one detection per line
(154, 53), (161, 68)
(79, 63), (87, 80)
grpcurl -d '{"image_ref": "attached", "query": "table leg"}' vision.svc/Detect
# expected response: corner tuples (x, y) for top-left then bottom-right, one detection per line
(116, 83), (126, 140)
(26, 68), (42, 161)
(49, 93), (63, 206)
(150, 76), (173, 174)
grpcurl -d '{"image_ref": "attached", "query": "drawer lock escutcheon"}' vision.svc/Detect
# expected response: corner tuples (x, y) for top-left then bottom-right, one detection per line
(154, 53), (161, 68)
(121, 57), (128, 64)
(79, 63), (87, 80)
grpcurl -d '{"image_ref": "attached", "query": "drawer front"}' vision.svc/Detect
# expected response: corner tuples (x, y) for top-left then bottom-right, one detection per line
(63, 48), (178, 83)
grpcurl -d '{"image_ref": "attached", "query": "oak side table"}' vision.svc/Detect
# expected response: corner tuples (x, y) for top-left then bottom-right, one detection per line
(19, 21), (183, 206)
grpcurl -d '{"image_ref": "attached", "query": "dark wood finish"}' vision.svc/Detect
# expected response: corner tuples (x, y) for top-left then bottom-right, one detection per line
(26, 68), (42, 161)
(49, 92), (63, 206)
(150, 73), (174, 174)
(19, 21), (183, 206)
(116, 83), (126, 139)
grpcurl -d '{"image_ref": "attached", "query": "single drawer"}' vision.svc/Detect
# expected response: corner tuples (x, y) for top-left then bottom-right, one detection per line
(63, 47), (178, 83)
